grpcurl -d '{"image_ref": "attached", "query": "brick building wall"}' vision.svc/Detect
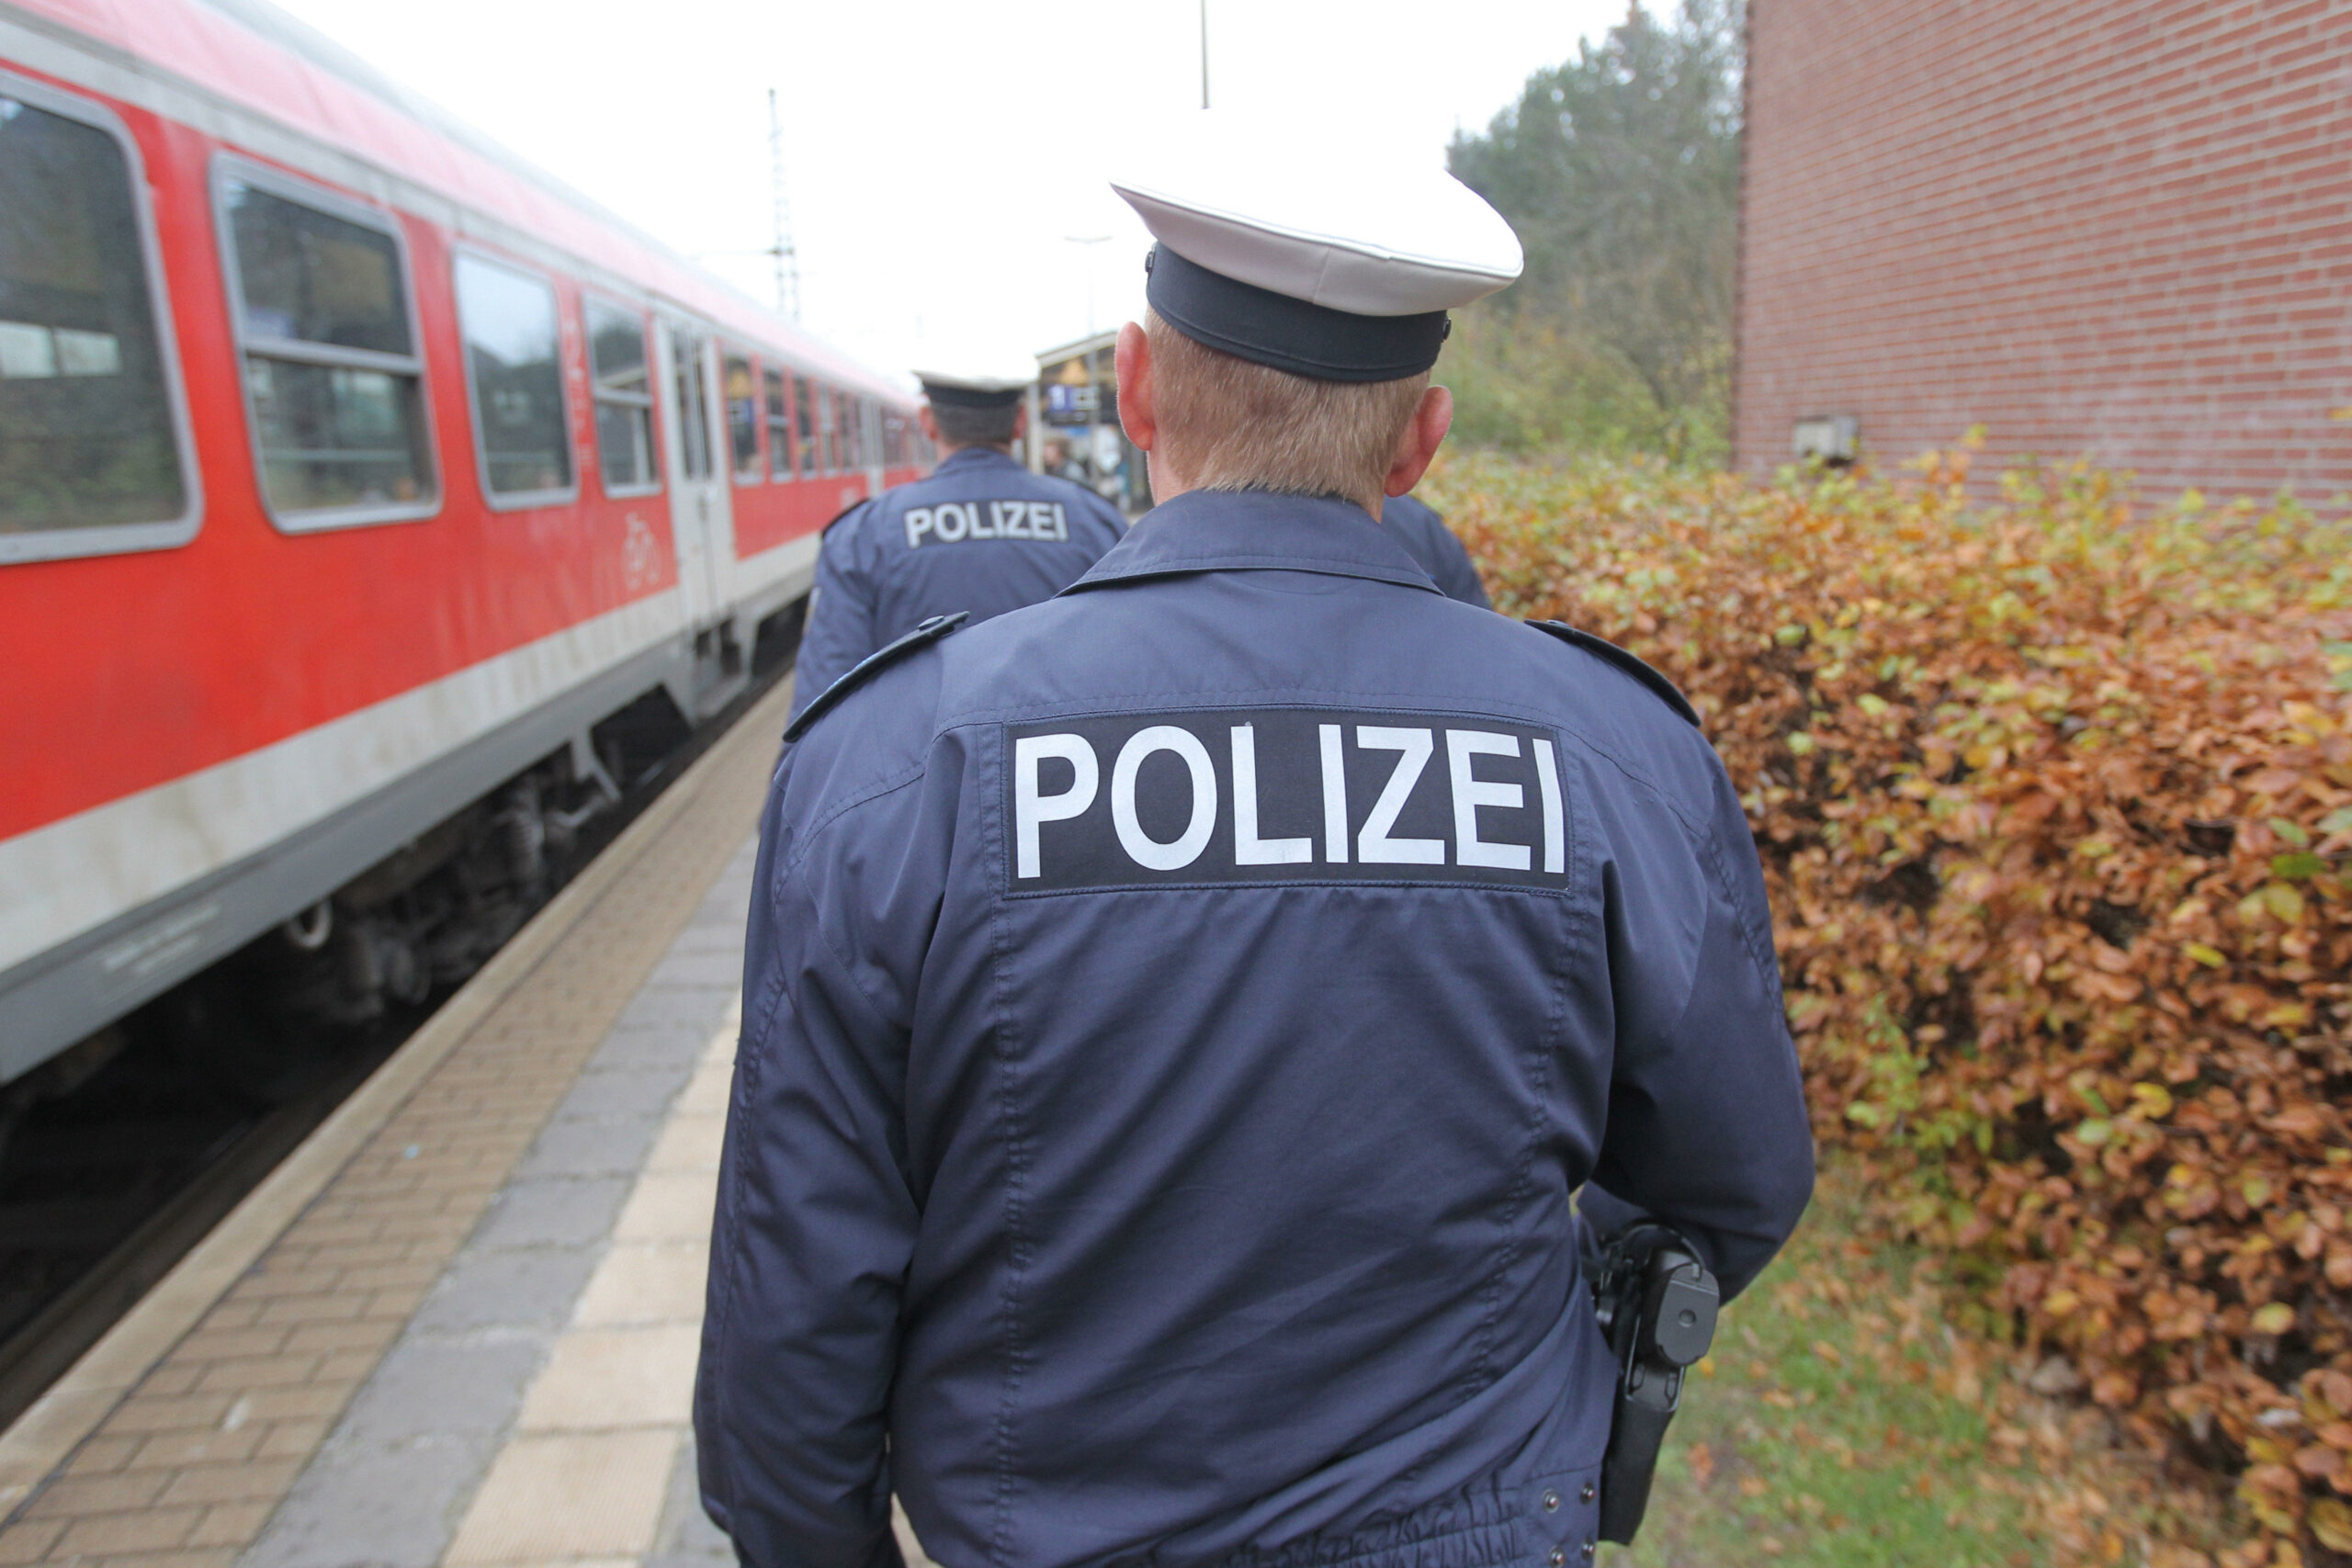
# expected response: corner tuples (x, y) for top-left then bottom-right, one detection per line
(1736, 0), (2352, 502)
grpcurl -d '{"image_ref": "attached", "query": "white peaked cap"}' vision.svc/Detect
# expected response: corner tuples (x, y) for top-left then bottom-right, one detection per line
(910, 335), (1039, 404)
(1112, 112), (1523, 317)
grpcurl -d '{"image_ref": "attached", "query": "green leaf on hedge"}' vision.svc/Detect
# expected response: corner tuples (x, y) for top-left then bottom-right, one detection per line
(2075, 1119), (2113, 1146)
(2185, 942), (2226, 967)
(2322, 807), (2352, 837)
(1787, 732), (1816, 757)
(2251, 1303), (2296, 1336)
(2272, 852), (2327, 880)
(2269, 817), (2310, 848)
(2262, 884), (2307, 923)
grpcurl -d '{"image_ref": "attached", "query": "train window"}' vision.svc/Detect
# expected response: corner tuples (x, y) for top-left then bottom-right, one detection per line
(584, 297), (656, 496)
(837, 391), (858, 469)
(669, 325), (712, 480)
(453, 252), (573, 506)
(218, 160), (435, 529)
(794, 374), (816, 477)
(763, 367), (791, 480)
(723, 352), (760, 483)
(0, 76), (199, 563)
(812, 382), (836, 472)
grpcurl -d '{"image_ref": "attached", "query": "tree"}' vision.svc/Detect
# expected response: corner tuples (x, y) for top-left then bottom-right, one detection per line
(1447, 1), (1744, 461)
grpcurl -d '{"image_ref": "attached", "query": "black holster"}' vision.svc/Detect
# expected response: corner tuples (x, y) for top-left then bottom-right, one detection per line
(1585, 1222), (1720, 1545)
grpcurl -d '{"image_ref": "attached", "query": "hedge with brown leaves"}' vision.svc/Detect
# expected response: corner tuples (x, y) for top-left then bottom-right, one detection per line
(1428, 446), (2352, 1563)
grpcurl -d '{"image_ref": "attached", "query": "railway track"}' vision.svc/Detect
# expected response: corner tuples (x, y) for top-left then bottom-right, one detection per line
(0, 660), (791, 1432)
(0, 1024), (401, 1429)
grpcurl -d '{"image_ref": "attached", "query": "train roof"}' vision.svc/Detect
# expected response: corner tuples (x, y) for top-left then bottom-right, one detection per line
(2, 0), (910, 405)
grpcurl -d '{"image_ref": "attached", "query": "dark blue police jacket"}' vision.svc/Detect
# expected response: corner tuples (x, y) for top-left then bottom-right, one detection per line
(700, 490), (1815, 1568)
(788, 446), (1126, 723)
(1384, 491), (1489, 609)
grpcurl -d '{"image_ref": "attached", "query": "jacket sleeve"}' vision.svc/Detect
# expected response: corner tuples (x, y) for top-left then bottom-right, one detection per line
(1588, 753), (1814, 1300)
(788, 509), (879, 724)
(695, 773), (920, 1568)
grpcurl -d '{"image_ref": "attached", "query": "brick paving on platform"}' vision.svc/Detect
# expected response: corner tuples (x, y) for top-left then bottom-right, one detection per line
(0, 677), (792, 1568)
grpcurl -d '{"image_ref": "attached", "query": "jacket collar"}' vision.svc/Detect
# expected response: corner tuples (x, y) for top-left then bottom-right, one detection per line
(934, 446), (1023, 474)
(1061, 490), (1442, 596)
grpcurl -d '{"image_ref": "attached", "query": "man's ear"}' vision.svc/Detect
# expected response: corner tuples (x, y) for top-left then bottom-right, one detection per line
(1012, 401), (1030, 442)
(918, 404), (940, 446)
(1383, 385), (1453, 498)
(1114, 321), (1157, 452)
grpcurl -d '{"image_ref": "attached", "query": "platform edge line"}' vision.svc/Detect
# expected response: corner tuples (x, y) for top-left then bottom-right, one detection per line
(0, 673), (792, 1515)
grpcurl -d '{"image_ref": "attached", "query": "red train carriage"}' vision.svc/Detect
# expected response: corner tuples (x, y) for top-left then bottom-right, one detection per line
(0, 0), (925, 1094)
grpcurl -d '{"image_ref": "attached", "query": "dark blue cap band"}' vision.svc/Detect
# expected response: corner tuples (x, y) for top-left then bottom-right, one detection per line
(920, 380), (1026, 409)
(1145, 244), (1449, 383)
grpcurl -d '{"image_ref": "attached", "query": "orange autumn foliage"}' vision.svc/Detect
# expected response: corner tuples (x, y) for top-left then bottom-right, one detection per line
(1429, 445), (2352, 1562)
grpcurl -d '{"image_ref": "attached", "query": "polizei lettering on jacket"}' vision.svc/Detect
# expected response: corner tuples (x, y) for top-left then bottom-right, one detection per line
(904, 500), (1071, 548)
(1004, 708), (1568, 894)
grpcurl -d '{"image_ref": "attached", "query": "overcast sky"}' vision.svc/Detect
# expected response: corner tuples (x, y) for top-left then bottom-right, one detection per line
(270, 0), (1629, 382)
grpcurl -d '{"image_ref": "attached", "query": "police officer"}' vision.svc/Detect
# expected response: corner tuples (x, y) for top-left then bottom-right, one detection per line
(1385, 490), (1490, 608)
(786, 344), (1126, 724)
(699, 124), (1814, 1568)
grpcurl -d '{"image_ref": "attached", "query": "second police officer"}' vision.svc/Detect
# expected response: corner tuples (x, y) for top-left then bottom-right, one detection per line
(786, 344), (1127, 724)
(1385, 489), (1489, 609)
(699, 121), (1815, 1568)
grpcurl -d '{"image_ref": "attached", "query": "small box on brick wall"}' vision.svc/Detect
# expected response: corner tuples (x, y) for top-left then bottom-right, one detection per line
(1792, 415), (1860, 467)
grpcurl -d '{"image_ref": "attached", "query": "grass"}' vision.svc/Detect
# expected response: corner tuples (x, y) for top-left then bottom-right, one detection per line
(1616, 1162), (2228, 1568)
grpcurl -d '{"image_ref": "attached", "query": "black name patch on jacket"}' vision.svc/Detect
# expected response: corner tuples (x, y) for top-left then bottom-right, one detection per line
(903, 500), (1069, 548)
(1004, 708), (1568, 894)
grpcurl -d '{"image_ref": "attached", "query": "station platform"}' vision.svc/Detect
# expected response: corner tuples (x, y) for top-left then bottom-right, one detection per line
(0, 679), (931, 1568)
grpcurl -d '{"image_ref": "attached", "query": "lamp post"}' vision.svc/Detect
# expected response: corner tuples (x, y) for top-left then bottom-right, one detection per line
(1200, 0), (1210, 109)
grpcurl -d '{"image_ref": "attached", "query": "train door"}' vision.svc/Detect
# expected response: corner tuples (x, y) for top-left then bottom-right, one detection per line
(656, 319), (732, 625)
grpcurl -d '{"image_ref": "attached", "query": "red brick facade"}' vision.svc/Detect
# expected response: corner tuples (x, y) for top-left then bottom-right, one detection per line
(1735, 0), (2352, 502)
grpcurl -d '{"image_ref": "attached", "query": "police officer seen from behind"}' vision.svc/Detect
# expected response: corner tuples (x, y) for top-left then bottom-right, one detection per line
(699, 121), (1814, 1568)
(786, 344), (1125, 724)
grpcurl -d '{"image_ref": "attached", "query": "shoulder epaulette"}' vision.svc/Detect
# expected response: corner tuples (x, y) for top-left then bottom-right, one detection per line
(820, 497), (872, 536)
(1527, 620), (1700, 728)
(783, 612), (968, 743)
